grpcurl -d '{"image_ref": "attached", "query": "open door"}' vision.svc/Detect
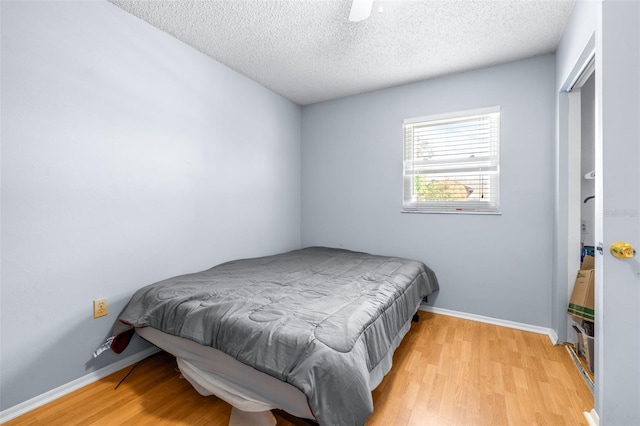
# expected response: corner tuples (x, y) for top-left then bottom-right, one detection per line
(560, 3), (639, 423)
(593, 2), (640, 423)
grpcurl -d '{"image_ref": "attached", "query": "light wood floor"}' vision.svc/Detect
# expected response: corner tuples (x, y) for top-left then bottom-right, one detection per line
(5, 312), (593, 425)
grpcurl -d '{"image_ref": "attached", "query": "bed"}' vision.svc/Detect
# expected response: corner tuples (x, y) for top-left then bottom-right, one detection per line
(111, 246), (439, 425)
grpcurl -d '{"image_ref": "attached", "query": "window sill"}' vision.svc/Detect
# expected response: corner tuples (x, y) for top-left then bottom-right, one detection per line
(401, 209), (502, 216)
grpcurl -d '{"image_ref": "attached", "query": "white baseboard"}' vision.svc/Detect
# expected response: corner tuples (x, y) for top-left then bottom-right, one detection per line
(1, 309), (559, 424)
(420, 305), (559, 345)
(583, 408), (599, 426)
(0, 347), (160, 424)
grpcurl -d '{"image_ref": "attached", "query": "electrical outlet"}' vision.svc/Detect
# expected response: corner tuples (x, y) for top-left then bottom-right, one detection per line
(93, 298), (108, 318)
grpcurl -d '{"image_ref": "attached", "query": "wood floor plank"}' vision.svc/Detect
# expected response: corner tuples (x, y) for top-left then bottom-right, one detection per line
(4, 312), (593, 425)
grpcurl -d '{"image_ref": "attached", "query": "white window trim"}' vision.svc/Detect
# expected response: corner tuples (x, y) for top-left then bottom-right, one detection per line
(402, 106), (501, 215)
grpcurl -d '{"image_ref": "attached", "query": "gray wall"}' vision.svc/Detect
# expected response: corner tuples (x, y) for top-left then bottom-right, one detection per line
(301, 55), (556, 327)
(1, 1), (300, 411)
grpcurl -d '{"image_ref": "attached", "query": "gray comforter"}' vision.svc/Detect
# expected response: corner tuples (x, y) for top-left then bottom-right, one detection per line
(113, 247), (439, 425)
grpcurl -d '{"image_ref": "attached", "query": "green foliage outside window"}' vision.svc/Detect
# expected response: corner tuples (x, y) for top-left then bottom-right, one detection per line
(414, 176), (472, 201)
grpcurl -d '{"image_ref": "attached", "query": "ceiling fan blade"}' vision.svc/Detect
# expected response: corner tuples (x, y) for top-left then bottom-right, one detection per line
(348, 0), (374, 22)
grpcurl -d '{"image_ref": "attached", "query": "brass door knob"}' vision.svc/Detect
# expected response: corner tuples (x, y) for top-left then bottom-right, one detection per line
(610, 241), (636, 259)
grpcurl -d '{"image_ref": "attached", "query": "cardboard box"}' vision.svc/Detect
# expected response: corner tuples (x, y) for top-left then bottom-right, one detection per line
(568, 268), (595, 322)
(581, 254), (594, 270)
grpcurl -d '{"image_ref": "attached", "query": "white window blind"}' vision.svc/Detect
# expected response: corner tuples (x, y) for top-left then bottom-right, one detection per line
(403, 106), (500, 213)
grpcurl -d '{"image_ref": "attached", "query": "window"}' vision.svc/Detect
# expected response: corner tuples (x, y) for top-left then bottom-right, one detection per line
(403, 106), (500, 214)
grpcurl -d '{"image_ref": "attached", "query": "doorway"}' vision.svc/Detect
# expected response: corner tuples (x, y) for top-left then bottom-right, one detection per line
(563, 48), (596, 407)
(558, 4), (640, 422)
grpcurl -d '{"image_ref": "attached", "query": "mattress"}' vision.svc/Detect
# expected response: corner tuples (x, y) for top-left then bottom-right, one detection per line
(112, 247), (439, 425)
(136, 309), (417, 426)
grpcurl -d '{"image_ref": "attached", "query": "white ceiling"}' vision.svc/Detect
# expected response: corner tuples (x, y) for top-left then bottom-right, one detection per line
(108, 0), (575, 106)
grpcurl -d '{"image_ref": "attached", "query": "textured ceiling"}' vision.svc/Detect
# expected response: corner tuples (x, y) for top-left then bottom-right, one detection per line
(108, 0), (575, 105)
